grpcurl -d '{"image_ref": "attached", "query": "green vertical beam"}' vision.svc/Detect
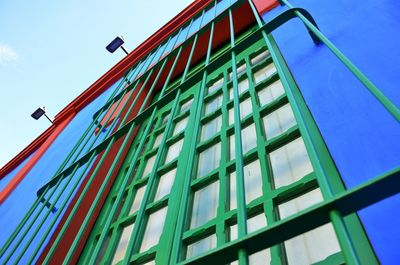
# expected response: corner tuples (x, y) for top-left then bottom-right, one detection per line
(88, 46), (184, 265)
(246, 1), (366, 265)
(228, 8), (248, 265)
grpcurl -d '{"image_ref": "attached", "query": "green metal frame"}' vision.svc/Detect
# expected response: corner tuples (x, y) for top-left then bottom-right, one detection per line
(3, 0), (400, 264)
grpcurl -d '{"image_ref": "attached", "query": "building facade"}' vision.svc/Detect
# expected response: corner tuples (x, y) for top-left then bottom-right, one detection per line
(1, 0), (399, 264)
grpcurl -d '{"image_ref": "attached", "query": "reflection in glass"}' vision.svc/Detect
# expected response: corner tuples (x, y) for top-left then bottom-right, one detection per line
(152, 132), (164, 149)
(186, 234), (217, 259)
(190, 181), (219, 229)
(205, 94), (223, 116)
(140, 206), (168, 252)
(181, 98), (193, 113)
(253, 63), (277, 84)
(174, 116), (189, 136)
(197, 143), (221, 178)
(249, 249), (271, 264)
(201, 115), (222, 141)
(278, 189), (340, 265)
(228, 79), (249, 100)
(258, 80), (285, 106)
(129, 185), (146, 214)
(165, 138), (184, 164)
(263, 104), (296, 139)
(154, 168), (177, 201)
(143, 155), (156, 177)
(208, 77), (224, 94)
(228, 98), (253, 125)
(229, 63), (247, 80)
(229, 213), (267, 241)
(229, 134), (236, 160)
(111, 223), (134, 264)
(242, 123), (257, 154)
(270, 138), (313, 189)
(251, 50), (270, 65)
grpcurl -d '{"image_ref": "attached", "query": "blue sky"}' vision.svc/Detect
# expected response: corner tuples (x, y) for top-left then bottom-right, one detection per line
(0, 0), (192, 167)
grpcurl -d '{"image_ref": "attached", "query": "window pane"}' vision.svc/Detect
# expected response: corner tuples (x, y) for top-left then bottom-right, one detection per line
(270, 138), (313, 189)
(201, 7), (215, 27)
(240, 97), (252, 119)
(181, 98), (194, 113)
(251, 50), (270, 65)
(129, 185), (146, 214)
(112, 223), (134, 264)
(229, 171), (237, 210)
(205, 94), (223, 116)
(174, 116), (189, 136)
(140, 206), (168, 252)
(201, 115), (222, 141)
(258, 80), (285, 106)
(243, 160), (263, 204)
(249, 249), (271, 265)
(190, 181), (219, 229)
(238, 78), (249, 94)
(247, 213), (267, 233)
(197, 143), (221, 178)
(208, 77), (224, 94)
(263, 104), (296, 139)
(186, 234), (217, 259)
(143, 155), (156, 177)
(229, 108), (234, 126)
(229, 64), (247, 80)
(279, 189), (340, 265)
(152, 133), (164, 149)
(154, 168), (177, 201)
(141, 260), (155, 265)
(229, 134), (235, 160)
(161, 113), (170, 127)
(165, 138), (184, 164)
(242, 123), (257, 154)
(253, 63), (277, 84)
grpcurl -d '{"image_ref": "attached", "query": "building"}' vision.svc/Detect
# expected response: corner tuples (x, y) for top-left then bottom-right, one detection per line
(1, 0), (400, 264)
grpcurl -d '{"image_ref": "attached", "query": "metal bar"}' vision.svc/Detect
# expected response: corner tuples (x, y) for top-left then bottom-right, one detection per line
(87, 46), (184, 265)
(182, 166), (400, 264)
(280, 0), (400, 122)
(228, 8), (248, 265)
(41, 65), (158, 264)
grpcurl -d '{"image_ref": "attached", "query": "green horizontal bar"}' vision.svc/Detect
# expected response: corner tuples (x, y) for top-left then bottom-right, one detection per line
(182, 166), (400, 265)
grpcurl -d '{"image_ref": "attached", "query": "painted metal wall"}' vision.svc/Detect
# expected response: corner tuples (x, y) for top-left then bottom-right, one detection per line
(261, 1), (400, 263)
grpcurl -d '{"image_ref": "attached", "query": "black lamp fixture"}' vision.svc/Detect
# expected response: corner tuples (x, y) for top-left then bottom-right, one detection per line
(31, 106), (53, 124)
(106, 36), (129, 55)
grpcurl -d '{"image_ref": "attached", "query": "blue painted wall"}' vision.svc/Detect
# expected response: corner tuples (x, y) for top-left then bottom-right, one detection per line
(0, 79), (122, 264)
(262, 1), (400, 263)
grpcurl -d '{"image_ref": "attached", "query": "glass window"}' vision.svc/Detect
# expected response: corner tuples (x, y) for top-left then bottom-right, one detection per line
(270, 138), (313, 189)
(229, 212), (267, 241)
(181, 98), (194, 113)
(242, 123), (257, 154)
(258, 80), (285, 106)
(204, 94), (223, 116)
(278, 189), (341, 265)
(129, 185), (146, 215)
(174, 116), (189, 136)
(165, 138), (184, 164)
(253, 63), (277, 84)
(154, 168), (177, 201)
(208, 77), (224, 94)
(201, 7), (215, 27)
(186, 234), (217, 259)
(174, 25), (190, 49)
(249, 249), (271, 265)
(229, 64), (247, 80)
(228, 79), (249, 100)
(143, 155), (156, 177)
(216, 0), (231, 15)
(228, 98), (253, 125)
(263, 104), (296, 139)
(230, 160), (263, 210)
(141, 260), (155, 265)
(152, 132), (164, 149)
(112, 223), (134, 264)
(229, 134), (235, 160)
(140, 206), (168, 252)
(197, 142), (221, 178)
(187, 15), (202, 38)
(161, 113), (170, 127)
(190, 181), (219, 228)
(251, 50), (270, 65)
(201, 115), (222, 141)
